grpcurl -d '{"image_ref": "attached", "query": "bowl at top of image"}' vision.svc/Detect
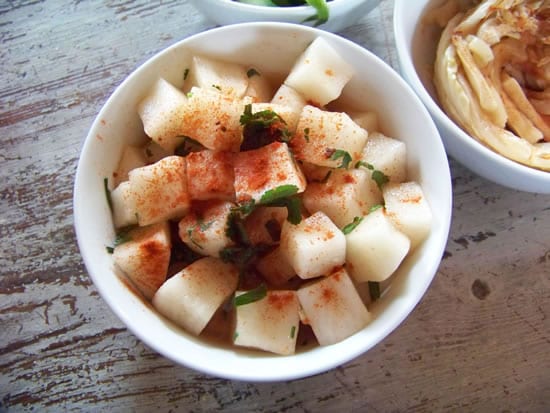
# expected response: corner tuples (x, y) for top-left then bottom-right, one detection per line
(74, 22), (452, 382)
(393, 0), (550, 193)
(189, 0), (381, 32)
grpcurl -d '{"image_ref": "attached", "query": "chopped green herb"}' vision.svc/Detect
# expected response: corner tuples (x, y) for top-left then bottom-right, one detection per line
(186, 91), (193, 98)
(113, 226), (135, 246)
(226, 211), (251, 245)
(371, 170), (389, 190)
(240, 103), (291, 151)
(328, 149), (352, 169)
(355, 160), (390, 190)
(187, 227), (203, 250)
(290, 325), (296, 339)
(355, 160), (374, 170)
(212, 84), (222, 91)
(369, 281), (381, 301)
(103, 177), (113, 212)
(302, 0), (330, 26)
(266, 196), (302, 225)
(303, 127), (310, 142)
(183, 68), (190, 80)
(174, 136), (204, 156)
(369, 204), (383, 213)
(233, 331), (239, 341)
(342, 216), (363, 234)
(247, 68), (261, 78)
(260, 184), (299, 204)
(106, 246), (114, 254)
(234, 283), (268, 306)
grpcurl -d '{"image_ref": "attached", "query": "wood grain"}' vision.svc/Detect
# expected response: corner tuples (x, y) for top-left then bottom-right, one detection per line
(1, 0), (549, 411)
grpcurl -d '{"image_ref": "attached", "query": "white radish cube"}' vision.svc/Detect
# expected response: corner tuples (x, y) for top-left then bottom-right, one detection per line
(152, 257), (239, 336)
(361, 132), (407, 183)
(280, 211), (346, 279)
(256, 247), (296, 286)
(114, 145), (147, 187)
(291, 105), (368, 168)
(303, 169), (382, 228)
(350, 111), (379, 133)
(233, 141), (306, 204)
(251, 102), (300, 134)
(297, 267), (370, 346)
(284, 37), (354, 106)
(244, 206), (288, 245)
(244, 69), (273, 102)
(111, 181), (138, 228)
(345, 208), (410, 283)
(383, 182), (432, 249)
(186, 55), (248, 98)
(234, 290), (300, 355)
(180, 87), (247, 152)
(113, 222), (171, 300)
(178, 201), (234, 257)
(129, 156), (190, 226)
(137, 78), (188, 151)
(271, 84), (306, 116)
(186, 150), (235, 201)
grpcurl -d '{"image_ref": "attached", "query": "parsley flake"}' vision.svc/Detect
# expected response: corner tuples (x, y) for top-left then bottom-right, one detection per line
(342, 216), (363, 235)
(260, 184), (299, 204)
(234, 284), (267, 306)
(328, 149), (352, 169)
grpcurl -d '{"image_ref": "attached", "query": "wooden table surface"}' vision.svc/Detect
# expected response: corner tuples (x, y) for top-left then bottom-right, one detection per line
(1, 0), (549, 411)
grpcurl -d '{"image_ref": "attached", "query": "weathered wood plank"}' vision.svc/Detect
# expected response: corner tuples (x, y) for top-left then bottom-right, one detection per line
(1, 0), (549, 411)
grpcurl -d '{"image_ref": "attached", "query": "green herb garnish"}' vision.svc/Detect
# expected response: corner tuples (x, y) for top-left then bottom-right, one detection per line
(355, 160), (390, 190)
(240, 103), (291, 151)
(369, 281), (381, 301)
(212, 84), (221, 91)
(264, 196), (302, 225)
(260, 184), (299, 204)
(106, 246), (114, 254)
(234, 1), (330, 26)
(234, 283), (268, 306)
(369, 204), (383, 213)
(104, 177), (113, 212)
(302, 0), (330, 26)
(290, 325), (296, 339)
(342, 216), (363, 235)
(328, 149), (352, 169)
(247, 68), (261, 78)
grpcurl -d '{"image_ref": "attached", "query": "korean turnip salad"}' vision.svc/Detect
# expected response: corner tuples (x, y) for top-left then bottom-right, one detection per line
(105, 37), (433, 356)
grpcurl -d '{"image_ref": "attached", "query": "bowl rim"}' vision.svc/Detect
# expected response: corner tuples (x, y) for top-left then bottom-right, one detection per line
(393, 0), (550, 194)
(191, 0), (364, 13)
(74, 21), (452, 381)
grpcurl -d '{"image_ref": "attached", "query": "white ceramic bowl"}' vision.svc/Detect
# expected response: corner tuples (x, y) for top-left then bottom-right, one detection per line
(189, 0), (381, 32)
(394, 0), (550, 194)
(74, 22), (452, 381)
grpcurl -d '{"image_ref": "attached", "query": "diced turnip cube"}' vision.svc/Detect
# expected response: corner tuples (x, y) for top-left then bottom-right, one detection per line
(244, 206), (288, 245)
(256, 247), (296, 286)
(113, 222), (171, 300)
(280, 211), (346, 279)
(233, 141), (306, 203)
(360, 132), (407, 183)
(114, 145), (147, 187)
(245, 69), (273, 102)
(186, 55), (248, 98)
(303, 169), (382, 228)
(185, 150), (235, 201)
(284, 37), (354, 106)
(180, 87), (247, 152)
(345, 208), (410, 283)
(137, 78), (188, 151)
(350, 111), (379, 133)
(152, 257), (239, 335)
(111, 181), (138, 228)
(297, 267), (370, 346)
(178, 201), (234, 257)
(251, 102), (300, 134)
(291, 105), (368, 168)
(383, 182), (432, 249)
(271, 84), (306, 116)
(234, 290), (300, 355)
(128, 156), (190, 226)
